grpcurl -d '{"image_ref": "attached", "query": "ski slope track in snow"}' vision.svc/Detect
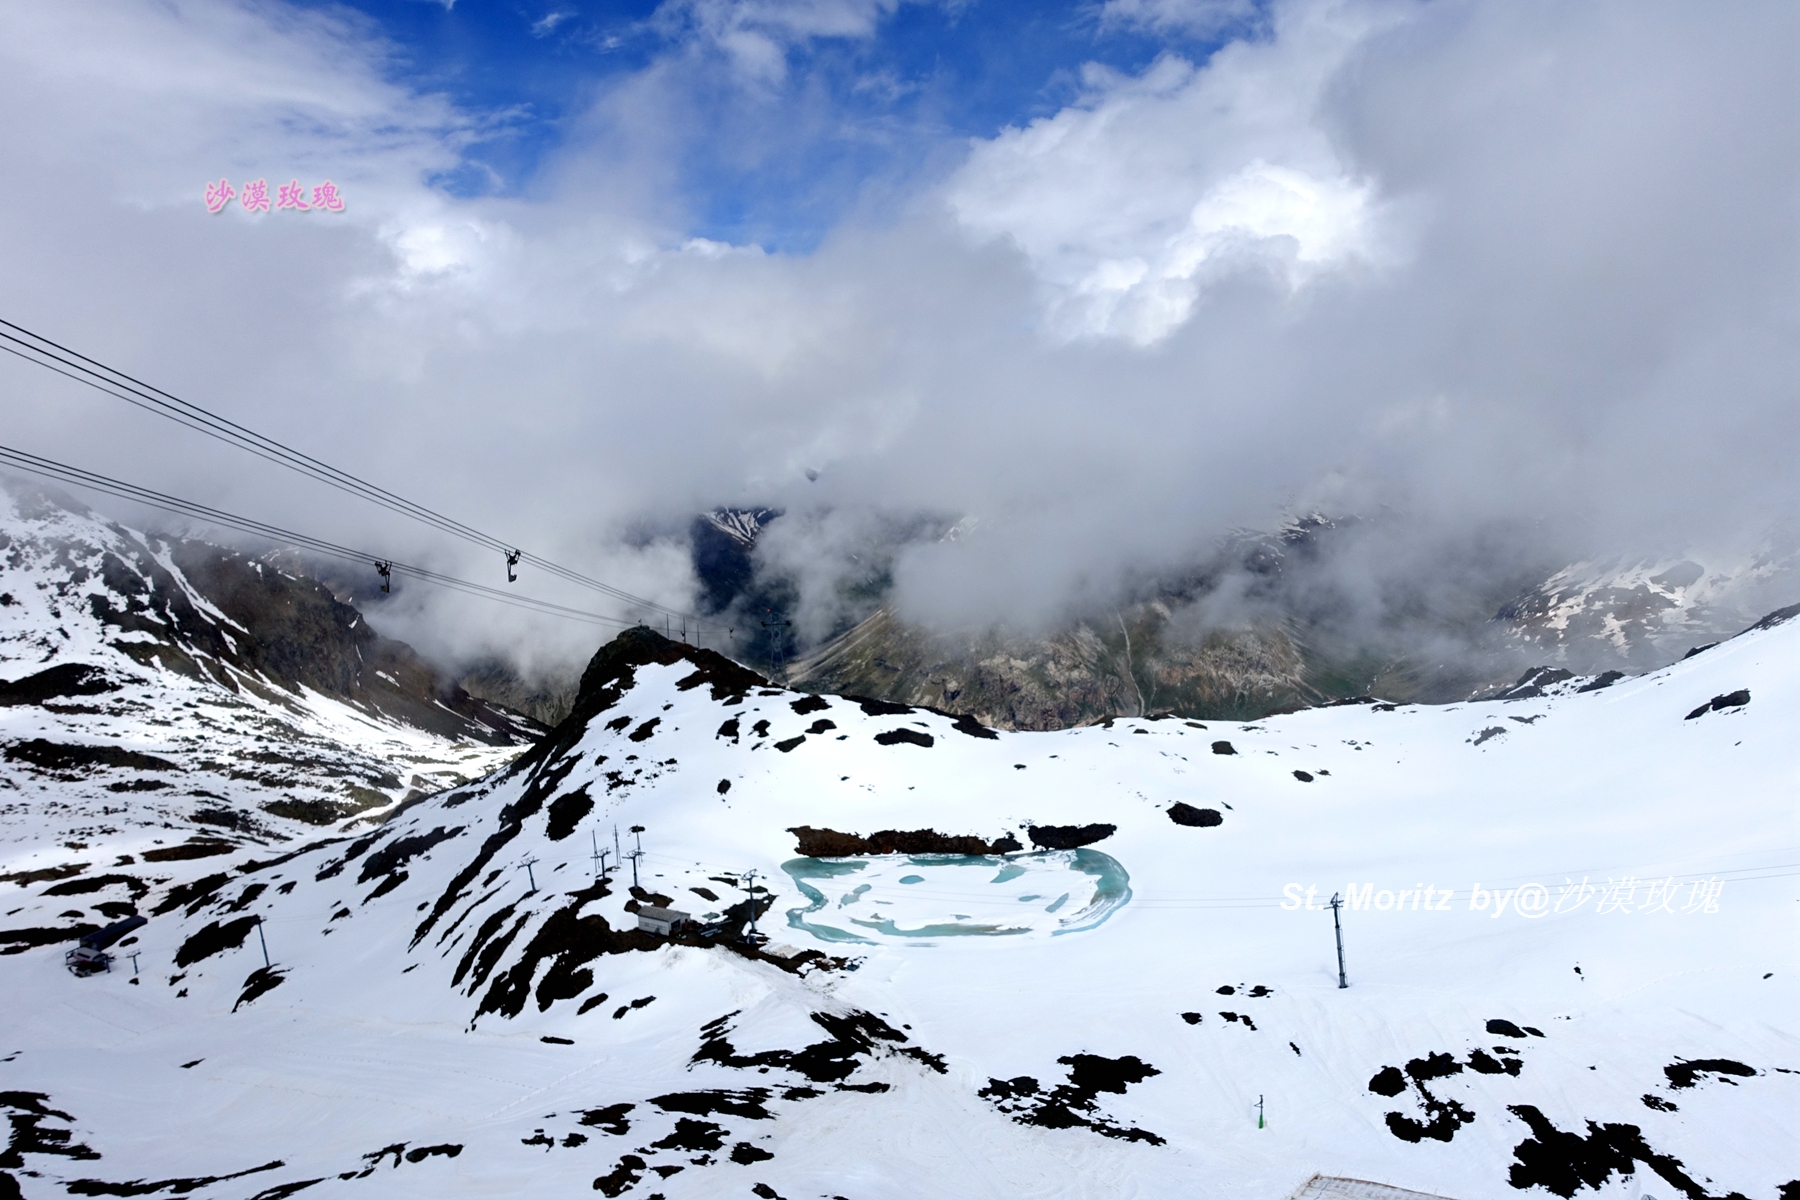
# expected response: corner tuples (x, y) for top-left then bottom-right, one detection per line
(1, 604), (1796, 1197)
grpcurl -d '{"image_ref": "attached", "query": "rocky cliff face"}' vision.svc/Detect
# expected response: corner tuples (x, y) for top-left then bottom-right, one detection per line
(455, 658), (581, 728)
(786, 605), (1317, 729)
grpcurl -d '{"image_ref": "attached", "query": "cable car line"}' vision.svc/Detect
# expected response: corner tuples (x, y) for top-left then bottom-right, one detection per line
(0, 443), (648, 630)
(0, 318), (706, 625)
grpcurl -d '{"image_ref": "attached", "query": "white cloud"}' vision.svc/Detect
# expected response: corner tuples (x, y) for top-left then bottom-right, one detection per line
(947, 1), (1397, 342)
(532, 10), (574, 37)
(1098, 0), (1263, 37)
(0, 0), (1792, 658)
(653, 0), (902, 83)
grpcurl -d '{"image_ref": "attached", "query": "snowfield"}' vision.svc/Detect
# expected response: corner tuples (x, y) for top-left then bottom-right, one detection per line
(1, 606), (1796, 1199)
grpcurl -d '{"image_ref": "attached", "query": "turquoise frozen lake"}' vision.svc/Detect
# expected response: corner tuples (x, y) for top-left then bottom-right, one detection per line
(780, 849), (1132, 945)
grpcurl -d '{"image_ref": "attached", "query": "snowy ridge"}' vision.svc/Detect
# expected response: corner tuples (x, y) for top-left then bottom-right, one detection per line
(702, 508), (777, 548)
(0, 610), (1795, 1197)
(0, 483), (532, 889)
(1497, 545), (1797, 669)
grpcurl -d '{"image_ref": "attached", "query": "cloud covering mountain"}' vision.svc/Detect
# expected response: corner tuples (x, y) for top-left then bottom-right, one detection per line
(0, 0), (1792, 661)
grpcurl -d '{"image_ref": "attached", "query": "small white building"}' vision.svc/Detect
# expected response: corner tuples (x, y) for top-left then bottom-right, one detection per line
(636, 906), (691, 936)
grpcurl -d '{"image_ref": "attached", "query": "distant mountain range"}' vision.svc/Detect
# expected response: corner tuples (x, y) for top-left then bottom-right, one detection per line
(710, 508), (1797, 727)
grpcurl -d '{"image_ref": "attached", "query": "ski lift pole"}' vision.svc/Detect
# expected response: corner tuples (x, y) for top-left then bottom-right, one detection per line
(1330, 892), (1348, 988)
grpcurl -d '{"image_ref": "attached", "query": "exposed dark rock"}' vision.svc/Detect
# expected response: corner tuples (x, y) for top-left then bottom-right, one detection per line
(1505, 1104), (1729, 1199)
(0, 664), (119, 707)
(1166, 805), (1224, 827)
(2, 739), (175, 774)
(1495, 667), (1575, 700)
(979, 1054), (1164, 1144)
(1211, 741), (1235, 755)
(233, 967), (286, 1011)
(1468, 1049), (1519, 1076)
(787, 826), (1014, 856)
(577, 1104), (633, 1135)
(0, 1091), (100, 1166)
(790, 695), (829, 715)
(357, 826), (462, 885)
(470, 878), (662, 1019)
(951, 713), (999, 739)
(592, 1154), (646, 1198)
(874, 727), (933, 748)
(544, 788), (594, 842)
(650, 1119), (726, 1153)
(0, 862), (89, 887)
(1663, 1058), (1755, 1090)
(1373, 1051), (1475, 1144)
(151, 873), (231, 917)
(1027, 824), (1115, 850)
(505, 629), (763, 812)
(174, 916), (260, 968)
(650, 1090), (774, 1121)
(1576, 670), (1625, 691)
(62, 1160), (284, 1196)
(260, 799), (350, 826)
(1749, 601), (1800, 631)
(42, 874), (148, 899)
(1685, 690), (1750, 719)
(1406, 1051), (1463, 1082)
(849, 695), (913, 716)
(692, 1009), (922, 1086)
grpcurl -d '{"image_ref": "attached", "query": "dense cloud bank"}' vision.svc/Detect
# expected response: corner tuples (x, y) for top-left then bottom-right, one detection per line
(0, 0), (1792, 667)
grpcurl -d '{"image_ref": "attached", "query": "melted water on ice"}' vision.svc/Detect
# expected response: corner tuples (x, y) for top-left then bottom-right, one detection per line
(781, 849), (1131, 945)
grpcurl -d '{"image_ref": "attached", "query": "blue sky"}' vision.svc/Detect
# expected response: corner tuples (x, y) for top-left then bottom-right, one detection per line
(296, 0), (1254, 248)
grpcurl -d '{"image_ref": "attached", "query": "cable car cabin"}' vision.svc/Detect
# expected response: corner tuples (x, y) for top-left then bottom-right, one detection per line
(65, 915), (147, 977)
(635, 906), (691, 937)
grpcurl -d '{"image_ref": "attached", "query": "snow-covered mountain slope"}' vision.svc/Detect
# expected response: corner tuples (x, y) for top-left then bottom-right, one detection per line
(1496, 546), (1797, 672)
(1, 607), (1795, 1198)
(0, 482), (536, 899)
